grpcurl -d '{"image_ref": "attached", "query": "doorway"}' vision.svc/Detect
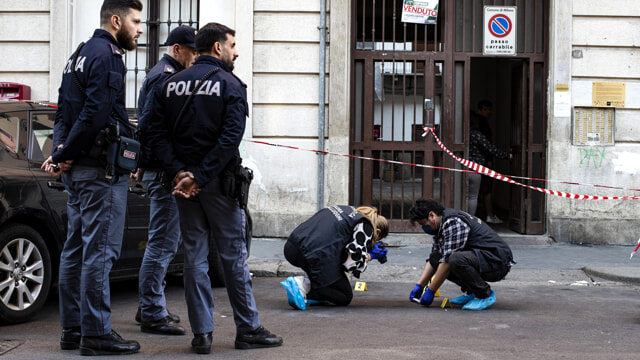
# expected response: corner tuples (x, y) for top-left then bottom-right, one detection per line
(350, 0), (548, 234)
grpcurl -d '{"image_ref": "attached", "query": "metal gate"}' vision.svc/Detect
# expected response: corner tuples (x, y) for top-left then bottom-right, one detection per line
(350, 0), (548, 234)
(123, 0), (199, 113)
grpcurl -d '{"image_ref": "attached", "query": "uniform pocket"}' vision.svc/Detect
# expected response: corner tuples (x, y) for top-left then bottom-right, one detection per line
(107, 71), (123, 91)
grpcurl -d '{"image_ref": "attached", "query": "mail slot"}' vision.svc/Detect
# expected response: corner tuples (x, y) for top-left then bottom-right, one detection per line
(0, 82), (31, 100)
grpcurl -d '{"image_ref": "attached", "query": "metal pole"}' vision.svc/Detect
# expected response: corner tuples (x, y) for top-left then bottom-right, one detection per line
(317, 0), (327, 210)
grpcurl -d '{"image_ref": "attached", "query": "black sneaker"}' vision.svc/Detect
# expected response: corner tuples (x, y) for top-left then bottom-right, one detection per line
(135, 307), (180, 323)
(60, 327), (81, 350)
(235, 326), (283, 349)
(141, 316), (186, 336)
(191, 332), (212, 354)
(79, 330), (140, 356)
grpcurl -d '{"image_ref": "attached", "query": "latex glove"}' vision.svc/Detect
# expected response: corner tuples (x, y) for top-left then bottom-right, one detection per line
(420, 288), (436, 306)
(368, 243), (388, 260)
(409, 284), (424, 302)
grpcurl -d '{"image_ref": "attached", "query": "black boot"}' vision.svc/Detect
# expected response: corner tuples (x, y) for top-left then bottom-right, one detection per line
(79, 330), (140, 356)
(191, 332), (212, 354)
(141, 316), (186, 335)
(60, 327), (81, 350)
(235, 326), (283, 349)
(136, 307), (180, 323)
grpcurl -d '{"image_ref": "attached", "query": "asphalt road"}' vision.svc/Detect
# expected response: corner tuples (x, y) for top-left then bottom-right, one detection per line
(2, 273), (640, 359)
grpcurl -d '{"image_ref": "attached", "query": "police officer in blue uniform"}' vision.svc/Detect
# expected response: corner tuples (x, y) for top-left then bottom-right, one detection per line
(42, 0), (143, 356)
(147, 22), (283, 355)
(408, 199), (514, 311)
(132, 25), (198, 336)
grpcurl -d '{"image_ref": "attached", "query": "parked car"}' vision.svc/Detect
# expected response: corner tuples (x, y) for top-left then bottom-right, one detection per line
(0, 100), (234, 324)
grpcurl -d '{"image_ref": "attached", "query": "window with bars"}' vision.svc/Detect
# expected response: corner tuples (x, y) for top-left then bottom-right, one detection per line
(123, 0), (199, 117)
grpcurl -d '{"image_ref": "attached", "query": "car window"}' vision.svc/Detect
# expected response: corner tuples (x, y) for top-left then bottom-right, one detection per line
(0, 113), (20, 154)
(30, 112), (55, 161)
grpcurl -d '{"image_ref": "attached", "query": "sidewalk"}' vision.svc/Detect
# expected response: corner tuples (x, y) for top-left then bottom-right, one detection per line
(247, 235), (640, 285)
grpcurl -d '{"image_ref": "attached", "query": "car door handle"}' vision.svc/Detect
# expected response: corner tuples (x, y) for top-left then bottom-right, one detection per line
(47, 181), (66, 190)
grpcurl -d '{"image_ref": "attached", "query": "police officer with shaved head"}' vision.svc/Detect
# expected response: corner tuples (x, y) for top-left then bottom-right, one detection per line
(147, 22), (283, 355)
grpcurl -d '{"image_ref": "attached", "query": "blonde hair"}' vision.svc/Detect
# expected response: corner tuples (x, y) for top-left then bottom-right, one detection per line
(356, 206), (389, 243)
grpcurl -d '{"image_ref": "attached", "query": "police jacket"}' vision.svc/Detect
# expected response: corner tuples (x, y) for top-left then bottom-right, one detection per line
(148, 56), (248, 186)
(136, 54), (185, 169)
(441, 208), (514, 273)
(287, 206), (367, 287)
(52, 29), (131, 165)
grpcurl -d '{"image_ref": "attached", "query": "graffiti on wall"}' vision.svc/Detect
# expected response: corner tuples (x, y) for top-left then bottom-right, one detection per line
(577, 147), (608, 169)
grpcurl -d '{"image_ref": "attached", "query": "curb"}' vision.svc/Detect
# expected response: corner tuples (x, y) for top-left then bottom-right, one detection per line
(582, 266), (640, 286)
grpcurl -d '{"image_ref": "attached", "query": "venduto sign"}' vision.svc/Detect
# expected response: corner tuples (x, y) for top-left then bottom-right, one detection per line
(401, 0), (439, 25)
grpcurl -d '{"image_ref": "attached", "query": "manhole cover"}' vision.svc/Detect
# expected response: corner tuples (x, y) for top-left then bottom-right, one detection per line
(0, 340), (23, 355)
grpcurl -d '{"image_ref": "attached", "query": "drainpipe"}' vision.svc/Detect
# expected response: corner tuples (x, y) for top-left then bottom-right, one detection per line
(317, 0), (327, 210)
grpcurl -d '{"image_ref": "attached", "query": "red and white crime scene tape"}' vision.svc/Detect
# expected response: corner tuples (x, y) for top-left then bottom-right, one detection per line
(420, 127), (640, 200)
(245, 127), (640, 200)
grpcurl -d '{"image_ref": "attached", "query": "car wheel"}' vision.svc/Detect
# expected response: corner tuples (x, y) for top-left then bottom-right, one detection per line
(0, 224), (52, 324)
(207, 208), (253, 288)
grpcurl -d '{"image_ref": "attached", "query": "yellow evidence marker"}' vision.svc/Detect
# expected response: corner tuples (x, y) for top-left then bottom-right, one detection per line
(441, 297), (452, 308)
(354, 281), (368, 291)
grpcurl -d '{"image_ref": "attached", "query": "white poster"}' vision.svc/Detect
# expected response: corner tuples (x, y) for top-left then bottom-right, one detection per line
(554, 91), (571, 117)
(401, 0), (439, 25)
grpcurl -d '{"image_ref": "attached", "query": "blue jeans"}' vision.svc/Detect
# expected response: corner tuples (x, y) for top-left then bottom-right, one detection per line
(138, 170), (181, 322)
(176, 177), (259, 335)
(58, 166), (127, 336)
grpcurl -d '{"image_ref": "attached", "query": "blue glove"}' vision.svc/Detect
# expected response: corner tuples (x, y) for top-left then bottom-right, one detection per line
(369, 243), (388, 260)
(420, 288), (436, 306)
(409, 284), (424, 302)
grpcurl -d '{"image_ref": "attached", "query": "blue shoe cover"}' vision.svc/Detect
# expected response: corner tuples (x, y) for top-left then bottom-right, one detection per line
(280, 277), (306, 310)
(307, 299), (330, 306)
(449, 293), (476, 305)
(462, 290), (496, 310)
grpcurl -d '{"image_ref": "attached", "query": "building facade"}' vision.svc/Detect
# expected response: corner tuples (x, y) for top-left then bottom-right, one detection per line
(1, 0), (638, 244)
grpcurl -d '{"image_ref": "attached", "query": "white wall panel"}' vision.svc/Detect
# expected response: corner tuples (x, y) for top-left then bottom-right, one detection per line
(254, 13), (321, 42)
(573, 18), (640, 47)
(0, 0), (49, 11)
(253, 74), (328, 104)
(615, 109), (640, 141)
(573, 0), (640, 16)
(572, 48), (640, 79)
(254, 43), (325, 73)
(253, 104), (322, 137)
(0, 43), (49, 71)
(0, 14), (49, 41)
(255, 0), (323, 12)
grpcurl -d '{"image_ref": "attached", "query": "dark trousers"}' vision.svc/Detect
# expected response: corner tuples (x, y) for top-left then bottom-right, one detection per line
(284, 241), (353, 306)
(429, 250), (508, 299)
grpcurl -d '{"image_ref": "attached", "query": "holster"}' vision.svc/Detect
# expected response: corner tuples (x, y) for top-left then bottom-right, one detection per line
(155, 171), (172, 191)
(221, 155), (253, 209)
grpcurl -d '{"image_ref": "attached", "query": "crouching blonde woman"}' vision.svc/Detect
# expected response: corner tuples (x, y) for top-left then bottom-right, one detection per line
(281, 205), (389, 310)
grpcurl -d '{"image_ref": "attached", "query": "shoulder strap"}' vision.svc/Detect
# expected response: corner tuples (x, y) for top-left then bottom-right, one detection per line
(172, 67), (220, 135)
(71, 42), (86, 94)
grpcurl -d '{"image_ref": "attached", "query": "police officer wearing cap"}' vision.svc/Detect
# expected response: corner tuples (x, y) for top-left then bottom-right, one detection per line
(147, 22), (283, 355)
(132, 25), (197, 336)
(42, 0), (143, 356)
